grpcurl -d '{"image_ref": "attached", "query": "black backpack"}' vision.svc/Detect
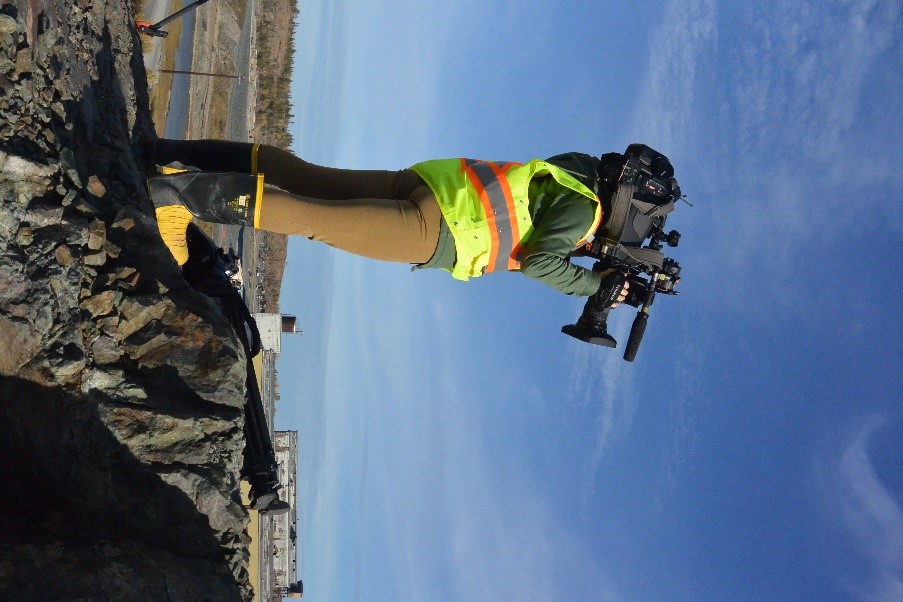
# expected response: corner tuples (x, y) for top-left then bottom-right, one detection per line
(182, 223), (287, 514)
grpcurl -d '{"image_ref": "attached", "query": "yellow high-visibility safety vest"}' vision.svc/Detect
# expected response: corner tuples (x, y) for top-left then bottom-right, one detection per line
(411, 158), (603, 280)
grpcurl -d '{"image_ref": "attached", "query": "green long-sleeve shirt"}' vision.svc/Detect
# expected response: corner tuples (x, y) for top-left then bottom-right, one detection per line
(420, 174), (602, 297)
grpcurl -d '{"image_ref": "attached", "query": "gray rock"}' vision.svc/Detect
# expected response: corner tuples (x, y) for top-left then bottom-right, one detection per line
(0, 14), (16, 35)
(0, 0), (253, 599)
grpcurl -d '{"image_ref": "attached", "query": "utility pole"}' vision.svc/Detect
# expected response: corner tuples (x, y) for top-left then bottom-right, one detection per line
(160, 69), (243, 81)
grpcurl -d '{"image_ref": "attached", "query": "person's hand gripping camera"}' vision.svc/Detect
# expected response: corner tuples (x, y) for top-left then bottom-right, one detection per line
(596, 268), (630, 309)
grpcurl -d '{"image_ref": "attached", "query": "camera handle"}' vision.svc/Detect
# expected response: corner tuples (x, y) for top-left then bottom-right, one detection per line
(624, 310), (648, 361)
(623, 270), (659, 361)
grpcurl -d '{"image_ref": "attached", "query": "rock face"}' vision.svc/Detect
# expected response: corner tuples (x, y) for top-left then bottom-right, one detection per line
(0, 1), (251, 599)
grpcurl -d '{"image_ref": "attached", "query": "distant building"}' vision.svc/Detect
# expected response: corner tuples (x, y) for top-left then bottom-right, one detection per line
(277, 581), (304, 598)
(272, 431), (299, 596)
(245, 315), (303, 600)
(253, 314), (304, 354)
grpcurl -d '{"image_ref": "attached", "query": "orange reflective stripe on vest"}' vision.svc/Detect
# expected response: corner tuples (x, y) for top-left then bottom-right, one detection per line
(461, 159), (524, 272)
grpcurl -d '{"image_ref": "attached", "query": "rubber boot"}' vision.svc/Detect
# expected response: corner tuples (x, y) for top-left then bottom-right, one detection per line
(148, 170), (263, 265)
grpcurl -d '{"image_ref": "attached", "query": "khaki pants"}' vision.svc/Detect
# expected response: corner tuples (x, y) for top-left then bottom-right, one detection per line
(256, 146), (441, 264)
(152, 139), (442, 264)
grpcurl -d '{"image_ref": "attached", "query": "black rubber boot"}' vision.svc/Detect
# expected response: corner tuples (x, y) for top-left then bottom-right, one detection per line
(148, 170), (263, 265)
(143, 139), (258, 174)
(148, 171), (262, 225)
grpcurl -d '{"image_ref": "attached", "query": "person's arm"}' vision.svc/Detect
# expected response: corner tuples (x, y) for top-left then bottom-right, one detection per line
(518, 191), (601, 296)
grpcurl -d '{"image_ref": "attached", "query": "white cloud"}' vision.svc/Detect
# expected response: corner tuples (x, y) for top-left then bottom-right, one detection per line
(313, 0), (474, 168)
(835, 416), (903, 601)
(629, 0), (717, 152)
(657, 316), (705, 502)
(307, 258), (625, 601)
(563, 312), (638, 516)
(446, 449), (621, 602)
(624, 0), (901, 315)
(725, 0), (900, 180)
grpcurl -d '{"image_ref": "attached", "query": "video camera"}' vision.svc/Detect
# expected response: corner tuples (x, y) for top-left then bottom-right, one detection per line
(561, 144), (685, 361)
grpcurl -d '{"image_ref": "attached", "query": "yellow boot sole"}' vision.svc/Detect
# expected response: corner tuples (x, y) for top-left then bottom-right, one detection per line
(153, 164), (193, 265)
(154, 205), (194, 266)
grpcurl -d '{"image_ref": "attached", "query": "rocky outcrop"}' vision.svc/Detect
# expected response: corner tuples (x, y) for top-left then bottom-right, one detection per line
(1, 1), (251, 599)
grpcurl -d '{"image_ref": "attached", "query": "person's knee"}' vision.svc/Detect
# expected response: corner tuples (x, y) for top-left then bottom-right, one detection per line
(395, 170), (427, 199)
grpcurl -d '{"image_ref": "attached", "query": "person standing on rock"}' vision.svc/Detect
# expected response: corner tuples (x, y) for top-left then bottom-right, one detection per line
(143, 138), (630, 306)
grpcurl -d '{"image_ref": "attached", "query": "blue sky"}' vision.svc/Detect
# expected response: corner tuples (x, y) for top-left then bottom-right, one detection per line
(274, 1), (902, 600)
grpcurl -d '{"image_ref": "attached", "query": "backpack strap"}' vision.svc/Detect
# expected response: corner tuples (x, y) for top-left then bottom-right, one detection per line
(182, 224), (280, 511)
